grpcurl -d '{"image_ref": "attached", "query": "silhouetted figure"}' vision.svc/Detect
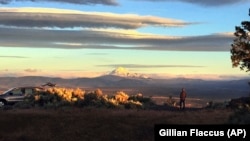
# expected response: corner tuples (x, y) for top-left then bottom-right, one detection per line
(42, 82), (56, 87)
(179, 88), (187, 110)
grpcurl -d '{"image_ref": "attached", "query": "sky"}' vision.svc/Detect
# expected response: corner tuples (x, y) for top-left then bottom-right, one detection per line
(0, 0), (250, 80)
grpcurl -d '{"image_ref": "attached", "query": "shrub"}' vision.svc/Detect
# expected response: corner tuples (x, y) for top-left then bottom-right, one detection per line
(129, 93), (156, 109)
(13, 87), (84, 109)
(114, 91), (129, 103)
(11, 87), (156, 110)
(76, 89), (104, 107)
(227, 97), (250, 124)
(163, 96), (177, 107)
(124, 100), (143, 109)
(72, 88), (85, 100)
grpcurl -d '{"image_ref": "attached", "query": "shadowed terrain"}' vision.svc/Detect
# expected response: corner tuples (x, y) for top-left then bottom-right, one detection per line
(0, 108), (235, 141)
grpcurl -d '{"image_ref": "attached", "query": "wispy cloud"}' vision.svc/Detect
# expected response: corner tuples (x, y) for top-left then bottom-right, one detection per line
(0, 7), (195, 29)
(98, 64), (205, 68)
(0, 0), (118, 6)
(174, 74), (248, 80)
(87, 53), (109, 55)
(0, 55), (28, 58)
(0, 27), (234, 51)
(24, 68), (40, 73)
(139, 0), (249, 7)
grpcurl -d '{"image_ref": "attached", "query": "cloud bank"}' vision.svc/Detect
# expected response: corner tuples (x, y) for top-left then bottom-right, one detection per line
(0, 7), (194, 29)
(139, 0), (249, 7)
(0, 8), (233, 52)
(0, 0), (118, 5)
(0, 27), (233, 51)
(1, 0), (248, 6)
(98, 64), (204, 68)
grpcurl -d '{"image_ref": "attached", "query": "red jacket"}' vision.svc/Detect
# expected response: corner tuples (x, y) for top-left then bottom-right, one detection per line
(180, 90), (187, 100)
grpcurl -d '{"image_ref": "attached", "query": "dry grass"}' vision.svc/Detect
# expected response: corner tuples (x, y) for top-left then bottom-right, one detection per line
(0, 108), (235, 141)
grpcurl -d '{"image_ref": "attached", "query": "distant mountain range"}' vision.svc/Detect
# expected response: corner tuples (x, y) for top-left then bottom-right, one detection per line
(0, 67), (249, 100)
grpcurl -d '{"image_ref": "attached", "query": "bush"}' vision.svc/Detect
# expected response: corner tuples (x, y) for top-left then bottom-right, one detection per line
(227, 97), (250, 124)
(205, 101), (229, 109)
(124, 100), (143, 109)
(114, 91), (129, 103)
(129, 93), (156, 109)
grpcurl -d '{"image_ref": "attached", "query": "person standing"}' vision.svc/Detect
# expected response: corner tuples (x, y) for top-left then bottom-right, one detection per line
(179, 88), (187, 110)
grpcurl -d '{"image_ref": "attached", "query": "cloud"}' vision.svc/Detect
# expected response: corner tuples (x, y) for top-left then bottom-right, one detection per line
(0, 68), (41, 77)
(139, 0), (249, 7)
(87, 53), (109, 55)
(98, 64), (204, 68)
(0, 55), (28, 58)
(54, 42), (83, 46)
(0, 0), (247, 7)
(0, 0), (118, 5)
(0, 7), (195, 29)
(174, 74), (248, 80)
(24, 68), (40, 73)
(0, 27), (234, 52)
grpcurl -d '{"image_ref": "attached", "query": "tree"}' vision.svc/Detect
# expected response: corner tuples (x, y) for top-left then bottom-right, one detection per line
(230, 9), (250, 72)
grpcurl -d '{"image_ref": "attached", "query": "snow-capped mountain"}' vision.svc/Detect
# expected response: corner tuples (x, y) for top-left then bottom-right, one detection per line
(108, 67), (150, 79)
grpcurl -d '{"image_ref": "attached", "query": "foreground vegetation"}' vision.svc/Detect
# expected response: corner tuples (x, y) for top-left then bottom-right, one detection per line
(12, 87), (155, 110)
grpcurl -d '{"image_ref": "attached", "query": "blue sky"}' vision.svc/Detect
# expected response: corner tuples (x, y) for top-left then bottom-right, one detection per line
(0, 0), (250, 80)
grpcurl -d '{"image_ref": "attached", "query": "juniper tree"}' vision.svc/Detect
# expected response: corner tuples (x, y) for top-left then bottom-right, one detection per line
(230, 9), (250, 72)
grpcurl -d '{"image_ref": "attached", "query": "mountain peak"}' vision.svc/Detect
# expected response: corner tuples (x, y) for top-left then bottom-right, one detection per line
(109, 67), (150, 79)
(109, 67), (130, 77)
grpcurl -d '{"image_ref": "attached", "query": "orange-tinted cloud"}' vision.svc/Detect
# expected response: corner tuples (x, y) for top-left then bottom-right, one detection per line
(24, 68), (40, 73)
